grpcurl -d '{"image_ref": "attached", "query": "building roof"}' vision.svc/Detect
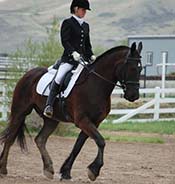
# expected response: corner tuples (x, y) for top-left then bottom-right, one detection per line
(128, 35), (175, 39)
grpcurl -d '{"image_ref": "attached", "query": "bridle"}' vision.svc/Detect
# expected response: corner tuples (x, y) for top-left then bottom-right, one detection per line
(79, 55), (142, 91)
(118, 56), (142, 91)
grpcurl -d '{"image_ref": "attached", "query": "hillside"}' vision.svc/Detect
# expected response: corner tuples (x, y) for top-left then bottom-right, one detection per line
(0, 0), (175, 53)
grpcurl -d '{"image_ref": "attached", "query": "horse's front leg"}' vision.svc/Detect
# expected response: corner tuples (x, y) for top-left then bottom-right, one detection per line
(78, 118), (105, 181)
(59, 130), (88, 180)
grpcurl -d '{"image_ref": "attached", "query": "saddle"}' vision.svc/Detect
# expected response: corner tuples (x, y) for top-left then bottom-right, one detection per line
(36, 61), (85, 98)
(36, 60), (85, 121)
(50, 59), (77, 92)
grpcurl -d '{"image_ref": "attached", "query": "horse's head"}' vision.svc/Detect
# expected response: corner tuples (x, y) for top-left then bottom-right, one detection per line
(117, 42), (143, 102)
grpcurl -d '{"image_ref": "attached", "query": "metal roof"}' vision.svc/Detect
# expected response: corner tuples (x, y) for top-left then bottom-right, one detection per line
(128, 35), (175, 39)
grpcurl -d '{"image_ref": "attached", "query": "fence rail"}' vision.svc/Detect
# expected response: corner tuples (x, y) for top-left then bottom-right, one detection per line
(0, 79), (175, 122)
(0, 57), (36, 80)
(110, 87), (175, 123)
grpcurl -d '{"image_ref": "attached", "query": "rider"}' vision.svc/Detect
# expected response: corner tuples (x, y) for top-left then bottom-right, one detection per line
(43, 0), (96, 118)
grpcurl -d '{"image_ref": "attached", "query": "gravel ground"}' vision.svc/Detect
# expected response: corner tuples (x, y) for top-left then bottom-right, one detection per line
(0, 135), (175, 184)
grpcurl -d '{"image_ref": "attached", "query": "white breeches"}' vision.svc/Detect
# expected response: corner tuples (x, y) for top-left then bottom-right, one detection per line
(54, 63), (74, 84)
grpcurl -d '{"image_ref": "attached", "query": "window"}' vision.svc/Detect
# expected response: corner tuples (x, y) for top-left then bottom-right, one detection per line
(146, 51), (153, 66)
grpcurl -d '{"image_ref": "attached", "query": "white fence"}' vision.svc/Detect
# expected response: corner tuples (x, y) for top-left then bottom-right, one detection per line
(0, 84), (8, 121)
(0, 82), (175, 122)
(110, 87), (175, 123)
(0, 56), (36, 80)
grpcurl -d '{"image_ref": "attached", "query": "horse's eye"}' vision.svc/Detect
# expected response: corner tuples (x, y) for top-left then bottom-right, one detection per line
(138, 63), (141, 67)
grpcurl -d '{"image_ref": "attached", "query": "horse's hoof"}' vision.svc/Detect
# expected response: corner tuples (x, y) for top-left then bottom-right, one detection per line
(44, 170), (54, 179)
(0, 173), (7, 178)
(58, 173), (72, 181)
(0, 167), (7, 177)
(87, 168), (97, 181)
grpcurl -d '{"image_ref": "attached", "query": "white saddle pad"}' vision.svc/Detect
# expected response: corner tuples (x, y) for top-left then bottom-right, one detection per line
(36, 64), (84, 98)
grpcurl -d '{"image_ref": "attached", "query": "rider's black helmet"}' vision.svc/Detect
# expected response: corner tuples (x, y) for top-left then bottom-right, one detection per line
(70, 0), (91, 14)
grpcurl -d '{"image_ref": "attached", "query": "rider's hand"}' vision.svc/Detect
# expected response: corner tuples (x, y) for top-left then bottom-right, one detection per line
(72, 51), (80, 61)
(91, 55), (96, 61)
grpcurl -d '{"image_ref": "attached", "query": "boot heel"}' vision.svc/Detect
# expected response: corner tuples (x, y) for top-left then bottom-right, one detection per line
(43, 105), (53, 118)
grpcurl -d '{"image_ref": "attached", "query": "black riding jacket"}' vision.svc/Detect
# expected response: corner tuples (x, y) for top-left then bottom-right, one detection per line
(61, 16), (94, 66)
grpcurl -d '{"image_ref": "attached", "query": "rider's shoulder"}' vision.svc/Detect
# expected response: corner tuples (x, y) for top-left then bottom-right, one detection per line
(62, 17), (73, 23)
(60, 17), (72, 28)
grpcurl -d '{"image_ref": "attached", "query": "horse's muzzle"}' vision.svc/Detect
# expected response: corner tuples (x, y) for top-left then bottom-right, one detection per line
(124, 89), (139, 102)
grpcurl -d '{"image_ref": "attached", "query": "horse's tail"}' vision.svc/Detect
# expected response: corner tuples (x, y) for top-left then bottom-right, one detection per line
(0, 76), (31, 151)
(0, 117), (30, 151)
(0, 67), (47, 151)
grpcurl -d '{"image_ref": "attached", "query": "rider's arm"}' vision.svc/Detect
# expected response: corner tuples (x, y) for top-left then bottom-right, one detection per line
(61, 20), (75, 56)
(85, 24), (94, 59)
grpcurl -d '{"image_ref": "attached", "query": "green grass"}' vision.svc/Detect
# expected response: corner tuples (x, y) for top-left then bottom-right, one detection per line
(0, 121), (7, 132)
(100, 120), (175, 135)
(103, 135), (164, 144)
(0, 120), (174, 144)
(55, 122), (170, 144)
(55, 127), (164, 144)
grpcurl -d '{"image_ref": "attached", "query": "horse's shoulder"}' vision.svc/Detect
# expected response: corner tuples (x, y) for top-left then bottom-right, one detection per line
(25, 67), (47, 79)
(30, 67), (47, 73)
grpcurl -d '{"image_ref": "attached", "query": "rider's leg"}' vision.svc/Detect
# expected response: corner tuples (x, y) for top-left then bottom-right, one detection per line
(43, 81), (60, 118)
(54, 63), (74, 84)
(43, 63), (73, 118)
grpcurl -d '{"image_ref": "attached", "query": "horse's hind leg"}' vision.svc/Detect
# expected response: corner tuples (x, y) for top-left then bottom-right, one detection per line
(0, 107), (32, 176)
(0, 138), (15, 176)
(34, 118), (59, 179)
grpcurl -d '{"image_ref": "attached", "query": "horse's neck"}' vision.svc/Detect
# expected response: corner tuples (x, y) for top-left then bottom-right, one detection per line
(90, 48), (128, 97)
(93, 51), (123, 82)
(89, 52), (122, 98)
(95, 48), (126, 69)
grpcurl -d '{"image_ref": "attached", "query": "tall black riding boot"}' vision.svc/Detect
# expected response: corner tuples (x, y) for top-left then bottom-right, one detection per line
(43, 81), (60, 118)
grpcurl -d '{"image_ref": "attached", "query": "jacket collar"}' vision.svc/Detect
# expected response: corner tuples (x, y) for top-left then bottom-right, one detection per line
(71, 16), (86, 28)
(72, 15), (84, 25)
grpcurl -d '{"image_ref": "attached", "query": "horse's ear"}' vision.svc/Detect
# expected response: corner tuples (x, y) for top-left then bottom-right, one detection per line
(131, 42), (136, 53)
(137, 42), (143, 54)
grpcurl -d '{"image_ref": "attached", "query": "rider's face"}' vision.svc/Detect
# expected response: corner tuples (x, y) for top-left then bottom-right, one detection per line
(75, 7), (86, 18)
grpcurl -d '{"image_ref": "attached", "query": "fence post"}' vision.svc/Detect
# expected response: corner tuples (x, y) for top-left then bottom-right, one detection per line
(161, 52), (167, 98)
(2, 85), (8, 121)
(153, 87), (160, 120)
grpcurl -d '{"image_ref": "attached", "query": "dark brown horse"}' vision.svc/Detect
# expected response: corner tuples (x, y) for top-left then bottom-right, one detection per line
(0, 42), (142, 181)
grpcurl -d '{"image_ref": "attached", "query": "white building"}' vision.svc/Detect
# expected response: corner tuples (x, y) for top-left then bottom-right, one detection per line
(128, 35), (175, 76)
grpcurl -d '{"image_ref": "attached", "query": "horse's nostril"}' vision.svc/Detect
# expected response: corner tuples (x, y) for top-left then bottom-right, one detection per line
(124, 92), (139, 102)
(132, 95), (139, 101)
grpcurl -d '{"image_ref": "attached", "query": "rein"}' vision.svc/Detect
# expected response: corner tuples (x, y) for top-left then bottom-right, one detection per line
(78, 55), (141, 90)
(90, 69), (123, 88)
(78, 57), (124, 89)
